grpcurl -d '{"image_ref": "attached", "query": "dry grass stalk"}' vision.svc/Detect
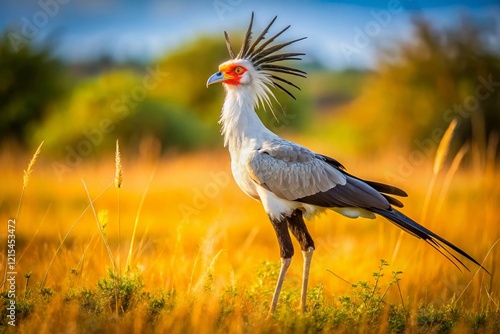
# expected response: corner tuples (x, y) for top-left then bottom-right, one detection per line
(115, 139), (123, 189)
(125, 169), (155, 271)
(82, 180), (116, 272)
(394, 119), (459, 264)
(433, 118), (458, 174)
(23, 141), (44, 189)
(42, 182), (113, 286)
(115, 139), (123, 275)
(421, 118), (458, 223)
(485, 131), (499, 177)
(2, 147), (497, 331)
(434, 142), (470, 218)
(470, 106), (487, 174)
(1, 141), (45, 289)
(455, 238), (499, 303)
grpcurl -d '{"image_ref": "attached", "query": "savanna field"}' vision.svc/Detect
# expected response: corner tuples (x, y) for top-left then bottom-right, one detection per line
(0, 132), (498, 333)
(1, 4), (500, 333)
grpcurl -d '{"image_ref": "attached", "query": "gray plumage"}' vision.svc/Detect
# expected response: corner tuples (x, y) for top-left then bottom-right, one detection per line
(248, 140), (345, 201)
(247, 139), (391, 209)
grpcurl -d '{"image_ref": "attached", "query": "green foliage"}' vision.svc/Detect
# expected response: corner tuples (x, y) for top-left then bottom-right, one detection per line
(0, 286), (54, 326)
(342, 17), (500, 154)
(2, 261), (499, 333)
(31, 69), (212, 156)
(388, 304), (407, 333)
(120, 100), (214, 152)
(29, 35), (312, 156)
(79, 288), (103, 314)
(3, 17), (499, 156)
(146, 290), (176, 321)
(96, 268), (144, 314)
(0, 32), (68, 146)
(334, 260), (404, 326)
(255, 260), (280, 290)
(306, 69), (370, 109)
(151, 37), (228, 121)
(417, 298), (460, 334)
(65, 269), (146, 316)
(31, 69), (140, 155)
(0, 32), (310, 155)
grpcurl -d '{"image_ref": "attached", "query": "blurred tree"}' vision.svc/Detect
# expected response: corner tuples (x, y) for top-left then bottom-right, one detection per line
(32, 36), (269, 157)
(0, 32), (68, 146)
(340, 17), (500, 160)
(31, 70), (139, 154)
(121, 100), (213, 152)
(150, 37), (227, 121)
(32, 69), (211, 157)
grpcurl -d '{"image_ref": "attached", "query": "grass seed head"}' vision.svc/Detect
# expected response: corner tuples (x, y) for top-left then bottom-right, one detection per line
(115, 139), (123, 188)
(433, 118), (458, 175)
(98, 209), (109, 231)
(23, 141), (44, 188)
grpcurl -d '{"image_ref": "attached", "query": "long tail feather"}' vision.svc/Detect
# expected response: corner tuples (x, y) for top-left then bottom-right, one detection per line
(370, 207), (490, 274)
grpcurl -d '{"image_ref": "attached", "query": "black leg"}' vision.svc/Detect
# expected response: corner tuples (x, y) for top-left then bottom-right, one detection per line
(269, 214), (294, 258)
(287, 209), (315, 251)
(268, 214), (294, 315)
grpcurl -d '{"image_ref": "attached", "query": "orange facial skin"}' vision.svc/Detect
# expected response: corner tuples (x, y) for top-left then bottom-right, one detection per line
(218, 63), (247, 86)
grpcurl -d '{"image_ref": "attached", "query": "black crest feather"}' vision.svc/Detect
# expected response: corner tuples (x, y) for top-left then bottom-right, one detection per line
(224, 12), (306, 99)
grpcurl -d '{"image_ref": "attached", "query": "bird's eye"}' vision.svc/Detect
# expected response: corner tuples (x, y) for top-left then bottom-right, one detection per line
(234, 66), (244, 75)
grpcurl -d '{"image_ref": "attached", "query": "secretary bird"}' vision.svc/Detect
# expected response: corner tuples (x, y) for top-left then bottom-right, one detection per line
(206, 13), (486, 315)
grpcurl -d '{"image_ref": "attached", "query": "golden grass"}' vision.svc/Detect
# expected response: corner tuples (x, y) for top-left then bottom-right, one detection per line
(115, 139), (123, 276)
(115, 139), (123, 189)
(421, 118), (458, 223)
(0, 143), (498, 333)
(22, 141), (44, 190)
(2, 142), (44, 290)
(435, 142), (470, 218)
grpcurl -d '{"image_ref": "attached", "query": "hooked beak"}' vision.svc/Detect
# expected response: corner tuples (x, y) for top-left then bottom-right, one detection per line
(206, 71), (227, 87)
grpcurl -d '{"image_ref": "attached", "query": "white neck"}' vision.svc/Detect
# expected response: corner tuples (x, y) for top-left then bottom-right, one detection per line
(219, 84), (275, 155)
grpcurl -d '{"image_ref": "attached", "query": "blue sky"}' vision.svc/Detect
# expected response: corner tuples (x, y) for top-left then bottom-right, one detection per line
(1, 0), (499, 69)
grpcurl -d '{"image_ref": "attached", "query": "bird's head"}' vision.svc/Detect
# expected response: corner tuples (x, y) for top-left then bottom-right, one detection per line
(207, 58), (254, 87)
(207, 12), (307, 104)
